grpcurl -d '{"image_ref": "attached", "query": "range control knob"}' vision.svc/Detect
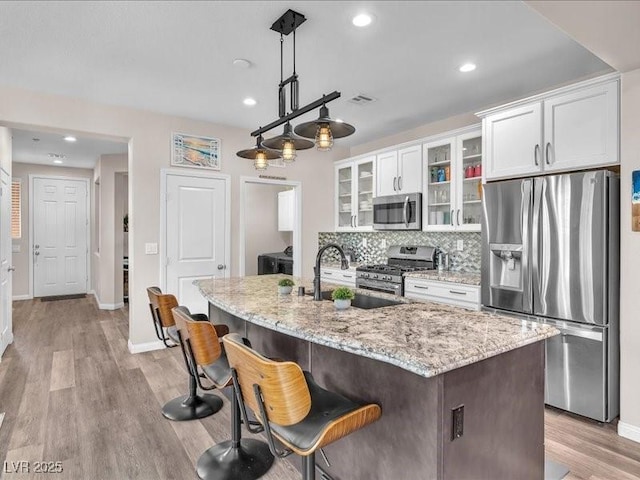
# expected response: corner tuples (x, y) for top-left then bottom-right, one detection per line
(373, 274), (379, 279)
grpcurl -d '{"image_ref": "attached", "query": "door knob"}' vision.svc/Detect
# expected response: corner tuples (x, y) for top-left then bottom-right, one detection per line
(34, 251), (40, 256)
(34, 244), (40, 249)
(217, 264), (226, 270)
(8, 266), (15, 272)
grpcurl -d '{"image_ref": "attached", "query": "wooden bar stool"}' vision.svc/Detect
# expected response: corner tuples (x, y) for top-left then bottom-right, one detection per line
(223, 333), (382, 480)
(147, 286), (179, 348)
(147, 287), (224, 421)
(173, 306), (274, 480)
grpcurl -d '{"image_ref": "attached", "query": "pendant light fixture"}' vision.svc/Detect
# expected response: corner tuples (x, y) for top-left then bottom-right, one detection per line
(236, 135), (282, 171)
(261, 122), (314, 162)
(237, 9), (356, 170)
(295, 104), (356, 152)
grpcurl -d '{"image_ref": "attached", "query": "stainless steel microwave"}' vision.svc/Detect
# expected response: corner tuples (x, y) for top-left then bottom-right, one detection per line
(373, 193), (422, 230)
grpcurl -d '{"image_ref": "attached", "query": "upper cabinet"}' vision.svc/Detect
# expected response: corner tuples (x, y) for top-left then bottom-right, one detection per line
(423, 128), (482, 232)
(376, 145), (422, 196)
(480, 76), (619, 181)
(335, 156), (375, 231)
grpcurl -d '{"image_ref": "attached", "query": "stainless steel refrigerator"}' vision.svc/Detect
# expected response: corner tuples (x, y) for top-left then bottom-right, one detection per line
(481, 170), (619, 422)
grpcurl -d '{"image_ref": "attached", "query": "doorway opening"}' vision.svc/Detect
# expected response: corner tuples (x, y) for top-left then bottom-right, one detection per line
(239, 177), (302, 278)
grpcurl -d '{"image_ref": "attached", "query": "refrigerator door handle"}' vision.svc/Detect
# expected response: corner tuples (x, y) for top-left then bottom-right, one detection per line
(531, 178), (545, 314)
(521, 180), (533, 313)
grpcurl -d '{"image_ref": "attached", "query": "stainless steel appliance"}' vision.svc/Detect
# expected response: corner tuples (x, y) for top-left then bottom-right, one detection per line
(481, 170), (619, 422)
(356, 245), (436, 295)
(373, 193), (422, 230)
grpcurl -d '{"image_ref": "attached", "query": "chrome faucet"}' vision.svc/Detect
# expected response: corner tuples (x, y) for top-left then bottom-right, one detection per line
(314, 243), (350, 301)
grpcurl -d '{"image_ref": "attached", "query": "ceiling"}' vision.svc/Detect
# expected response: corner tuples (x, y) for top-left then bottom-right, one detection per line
(0, 1), (612, 149)
(12, 128), (127, 169)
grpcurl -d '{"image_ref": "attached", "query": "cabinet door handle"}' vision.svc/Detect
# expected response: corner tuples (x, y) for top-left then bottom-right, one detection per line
(545, 142), (551, 165)
(324, 272), (333, 275)
(342, 274), (353, 279)
(414, 285), (429, 290)
(398, 176), (403, 191)
(393, 177), (398, 191)
(449, 290), (467, 296)
(451, 209), (454, 226)
(457, 209), (461, 226)
(534, 144), (540, 166)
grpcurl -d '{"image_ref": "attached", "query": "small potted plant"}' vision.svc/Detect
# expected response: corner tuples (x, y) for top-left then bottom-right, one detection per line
(331, 287), (355, 310)
(278, 278), (295, 295)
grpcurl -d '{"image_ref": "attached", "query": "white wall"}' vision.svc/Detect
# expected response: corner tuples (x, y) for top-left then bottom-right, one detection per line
(244, 183), (292, 276)
(94, 153), (127, 308)
(0, 85), (343, 349)
(619, 68), (640, 440)
(11, 163), (93, 298)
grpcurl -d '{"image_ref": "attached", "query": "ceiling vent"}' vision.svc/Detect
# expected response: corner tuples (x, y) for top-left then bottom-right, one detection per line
(348, 93), (377, 105)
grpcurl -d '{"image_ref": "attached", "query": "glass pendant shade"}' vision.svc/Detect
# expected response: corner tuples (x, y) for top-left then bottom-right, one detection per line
(315, 124), (334, 151)
(281, 139), (297, 162)
(254, 151), (269, 170)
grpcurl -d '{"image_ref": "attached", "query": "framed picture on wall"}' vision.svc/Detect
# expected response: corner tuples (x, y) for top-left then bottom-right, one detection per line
(171, 132), (221, 170)
(633, 170), (640, 231)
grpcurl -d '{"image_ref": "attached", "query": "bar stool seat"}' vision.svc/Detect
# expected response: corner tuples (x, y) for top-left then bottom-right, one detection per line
(223, 332), (381, 480)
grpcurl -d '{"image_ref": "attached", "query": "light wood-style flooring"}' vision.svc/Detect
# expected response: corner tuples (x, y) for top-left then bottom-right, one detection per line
(0, 297), (639, 479)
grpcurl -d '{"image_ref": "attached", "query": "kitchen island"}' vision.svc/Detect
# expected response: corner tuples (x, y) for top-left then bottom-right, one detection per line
(196, 275), (558, 480)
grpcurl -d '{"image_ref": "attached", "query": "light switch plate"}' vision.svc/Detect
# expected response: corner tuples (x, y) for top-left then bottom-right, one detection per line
(12, 244), (20, 253)
(145, 243), (158, 255)
(380, 239), (387, 249)
(456, 239), (464, 251)
(362, 238), (367, 248)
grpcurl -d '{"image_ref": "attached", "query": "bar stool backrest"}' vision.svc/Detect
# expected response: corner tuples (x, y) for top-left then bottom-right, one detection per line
(173, 307), (222, 367)
(147, 287), (178, 328)
(223, 333), (312, 427)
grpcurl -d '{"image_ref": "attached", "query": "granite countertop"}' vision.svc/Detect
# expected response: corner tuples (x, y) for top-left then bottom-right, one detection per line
(195, 275), (557, 379)
(404, 270), (481, 286)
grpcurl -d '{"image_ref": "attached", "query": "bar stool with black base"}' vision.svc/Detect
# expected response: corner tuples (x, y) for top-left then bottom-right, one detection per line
(223, 333), (382, 480)
(173, 306), (274, 480)
(146, 287), (224, 421)
(147, 286), (179, 348)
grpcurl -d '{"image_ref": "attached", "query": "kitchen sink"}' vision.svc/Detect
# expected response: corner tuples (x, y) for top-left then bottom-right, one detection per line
(309, 290), (403, 309)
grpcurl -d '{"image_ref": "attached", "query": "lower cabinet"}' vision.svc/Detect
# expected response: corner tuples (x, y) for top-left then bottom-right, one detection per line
(404, 277), (480, 311)
(320, 267), (356, 287)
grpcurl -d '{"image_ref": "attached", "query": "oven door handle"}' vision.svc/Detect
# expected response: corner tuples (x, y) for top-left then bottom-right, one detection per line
(403, 195), (410, 227)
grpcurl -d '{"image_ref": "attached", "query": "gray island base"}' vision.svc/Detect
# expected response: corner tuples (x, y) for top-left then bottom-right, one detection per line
(196, 276), (557, 480)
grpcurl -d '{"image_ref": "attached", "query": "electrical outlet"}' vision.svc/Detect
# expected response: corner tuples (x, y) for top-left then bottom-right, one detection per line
(362, 238), (367, 248)
(456, 239), (464, 251)
(452, 405), (464, 440)
(380, 238), (387, 249)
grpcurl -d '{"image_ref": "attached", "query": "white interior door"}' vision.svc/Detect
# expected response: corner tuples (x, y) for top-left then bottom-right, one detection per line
(165, 173), (227, 315)
(0, 169), (12, 356)
(33, 177), (88, 297)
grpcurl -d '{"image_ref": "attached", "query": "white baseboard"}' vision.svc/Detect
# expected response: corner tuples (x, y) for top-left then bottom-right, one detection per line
(90, 292), (124, 310)
(128, 339), (166, 354)
(618, 421), (640, 444)
(12, 294), (31, 301)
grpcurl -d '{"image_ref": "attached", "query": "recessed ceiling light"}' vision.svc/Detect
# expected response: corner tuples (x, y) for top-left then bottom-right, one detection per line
(352, 13), (373, 27)
(243, 97), (257, 106)
(64, 135), (77, 142)
(233, 58), (252, 69)
(53, 160), (63, 164)
(459, 63), (477, 73)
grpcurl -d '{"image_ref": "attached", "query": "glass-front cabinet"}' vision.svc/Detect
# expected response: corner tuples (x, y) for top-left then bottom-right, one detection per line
(423, 128), (482, 232)
(335, 156), (375, 231)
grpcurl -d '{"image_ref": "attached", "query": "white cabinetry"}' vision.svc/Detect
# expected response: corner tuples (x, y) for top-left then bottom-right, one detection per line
(376, 145), (422, 197)
(278, 189), (295, 232)
(481, 77), (619, 181)
(335, 156), (375, 231)
(404, 277), (480, 311)
(320, 267), (356, 287)
(423, 128), (482, 232)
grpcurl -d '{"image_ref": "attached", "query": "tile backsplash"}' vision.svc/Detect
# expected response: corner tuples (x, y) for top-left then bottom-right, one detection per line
(318, 231), (482, 273)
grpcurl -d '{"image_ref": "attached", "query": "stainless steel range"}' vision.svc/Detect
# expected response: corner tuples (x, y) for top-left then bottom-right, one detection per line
(356, 246), (437, 296)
